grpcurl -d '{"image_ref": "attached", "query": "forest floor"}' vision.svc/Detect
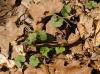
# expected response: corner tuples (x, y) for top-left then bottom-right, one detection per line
(0, 0), (100, 74)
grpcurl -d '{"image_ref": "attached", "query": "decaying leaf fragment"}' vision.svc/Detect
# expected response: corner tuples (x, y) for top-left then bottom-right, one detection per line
(46, 21), (59, 36)
(28, 0), (63, 23)
(90, 4), (100, 20)
(0, 54), (15, 68)
(67, 28), (80, 45)
(77, 14), (94, 39)
(94, 20), (100, 46)
(0, 16), (25, 58)
(24, 65), (49, 74)
(54, 59), (92, 74)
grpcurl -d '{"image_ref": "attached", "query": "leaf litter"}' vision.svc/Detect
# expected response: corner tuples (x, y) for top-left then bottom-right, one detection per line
(0, 0), (100, 74)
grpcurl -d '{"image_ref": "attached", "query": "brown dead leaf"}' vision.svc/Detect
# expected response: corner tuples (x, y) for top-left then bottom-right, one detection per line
(77, 14), (94, 39)
(83, 38), (94, 51)
(0, 16), (24, 57)
(40, 0), (63, 15)
(24, 67), (36, 74)
(0, 71), (9, 74)
(28, 0), (63, 23)
(67, 28), (80, 45)
(28, 3), (45, 22)
(24, 65), (49, 74)
(91, 60), (100, 71)
(14, 69), (23, 74)
(94, 20), (100, 46)
(33, 23), (44, 31)
(54, 59), (92, 74)
(46, 21), (59, 36)
(70, 43), (83, 54)
(90, 3), (100, 20)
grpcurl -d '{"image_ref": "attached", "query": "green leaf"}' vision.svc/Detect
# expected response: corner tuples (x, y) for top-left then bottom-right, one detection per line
(55, 47), (65, 54)
(24, 32), (37, 45)
(15, 55), (26, 68)
(85, 1), (97, 9)
(61, 5), (71, 17)
(50, 15), (64, 28)
(15, 55), (26, 62)
(29, 55), (40, 67)
(15, 61), (22, 68)
(40, 47), (50, 58)
(37, 30), (47, 41)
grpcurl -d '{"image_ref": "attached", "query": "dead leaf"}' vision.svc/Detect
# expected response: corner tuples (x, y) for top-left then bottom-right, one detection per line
(28, 0), (63, 23)
(0, 53), (15, 68)
(54, 59), (92, 74)
(83, 38), (94, 51)
(0, 16), (24, 58)
(11, 42), (25, 59)
(77, 14), (94, 39)
(70, 43), (83, 54)
(94, 20), (100, 46)
(0, 71), (9, 74)
(14, 69), (23, 74)
(24, 65), (49, 74)
(67, 28), (80, 45)
(28, 3), (45, 22)
(90, 3), (100, 20)
(91, 60), (100, 71)
(46, 21), (59, 36)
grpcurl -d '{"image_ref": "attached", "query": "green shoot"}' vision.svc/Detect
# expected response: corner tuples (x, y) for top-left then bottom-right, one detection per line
(29, 55), (40, 67)
(50, 15), (64, 28)
(37, 30), (47, 41)
(40, 47), (51, 58)
(85, 1), (97, 9)
(55, 47), (65, 54)
(24, 32), (37, 45)
(61, 4), (71, 17)
(15, 55), (26, 68)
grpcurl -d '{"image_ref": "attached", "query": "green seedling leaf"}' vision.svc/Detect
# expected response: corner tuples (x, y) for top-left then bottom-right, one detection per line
(29, 55), (40, 67)
(50, 15), (64, 28)
(61, 5), (71, 17)
(85, 1), (97, 9)
(40, 47), (50, 58)
(15, 61), (22, 68)
(37, 30), (47, 41)
(15, 55), (26, 68)
(55, 47), (65, 54)
(24, 32), (37, 45)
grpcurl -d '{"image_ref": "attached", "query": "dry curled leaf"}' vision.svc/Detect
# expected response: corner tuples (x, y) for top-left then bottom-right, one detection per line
(54, 59), (92, 74)
(94, 20), (100, 46)
(28, 0), (63, 23)
(0, 16), (25, 58)
(90, 3), (100, 20)
(24, 65), (49, 74)
(67, 28), (80, 45)
(77, 14), (94, 39)
(46, 21), (59, 36)
(0, 71), (9, 74)
(70, 43), (83, 54)
(0, 54), (15, 68)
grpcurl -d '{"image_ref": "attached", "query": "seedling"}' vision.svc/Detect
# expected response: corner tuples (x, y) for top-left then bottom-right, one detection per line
(24, 30), (47, 45)
(15, 55), (26, 68)
(55, 47), (65, 54)
(61, 4), (71, 17)
(50, 15), (64, 28)
(40, 47), (51, 58)
(29, 55), (40, 67)
(24, 32), (37, 45)
(37, 30), (47, 41)
(85, 1), (97, 9)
